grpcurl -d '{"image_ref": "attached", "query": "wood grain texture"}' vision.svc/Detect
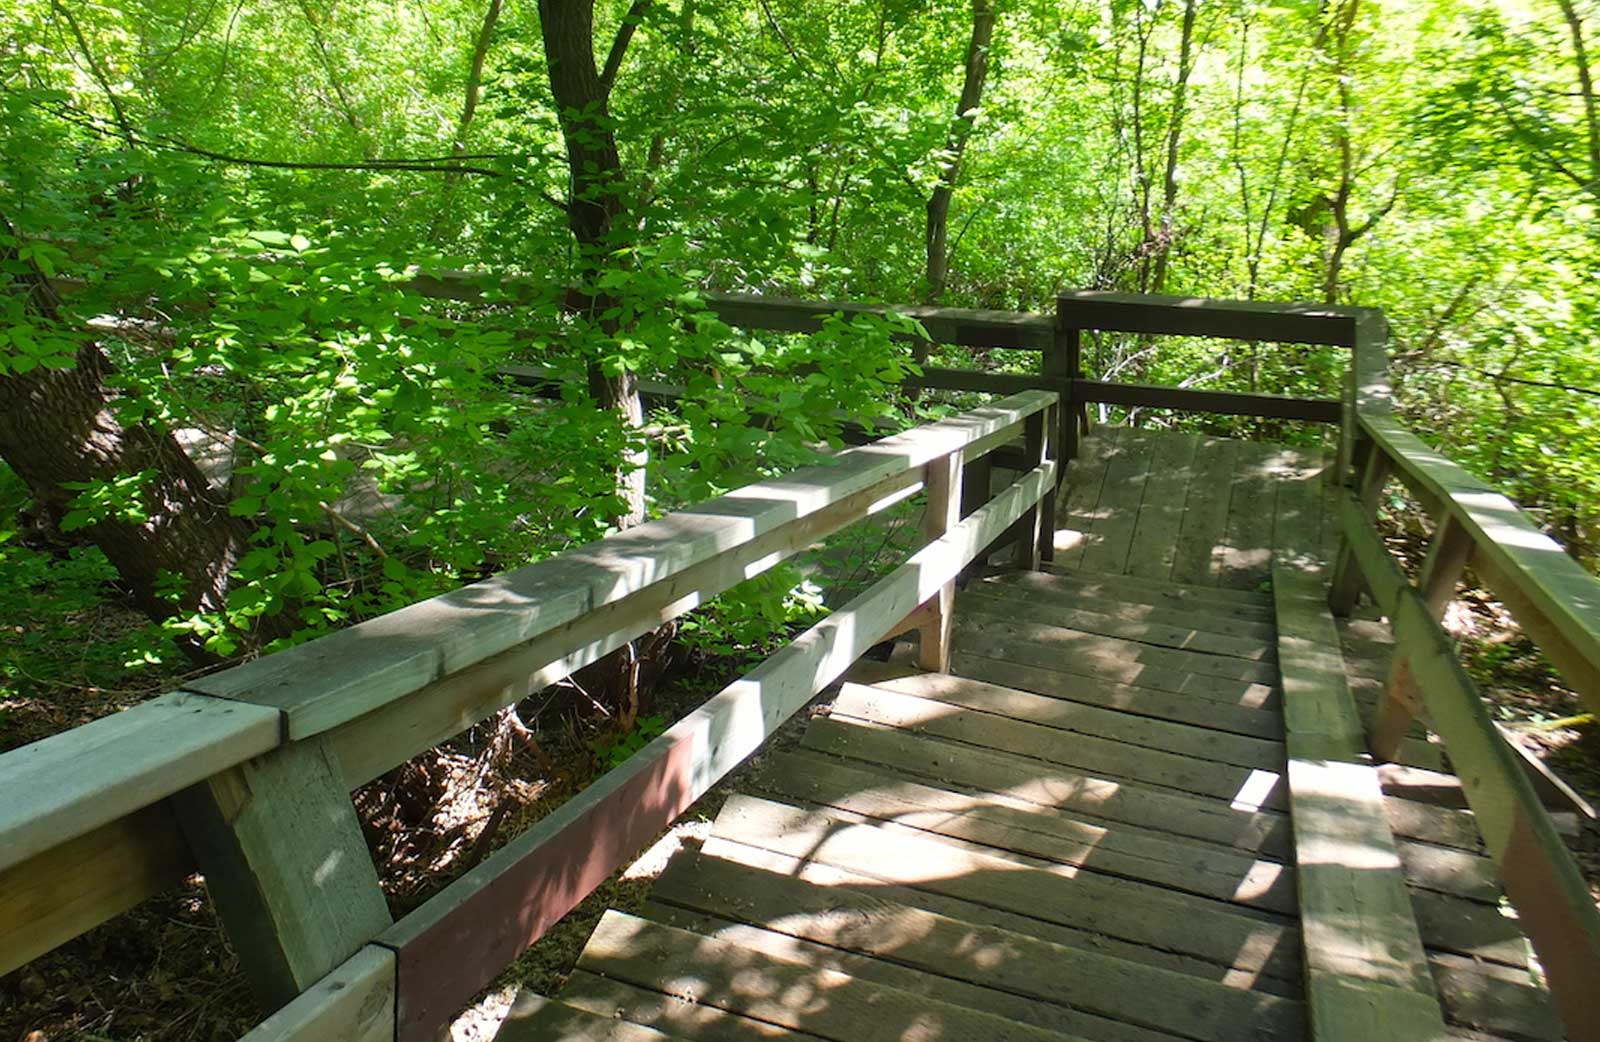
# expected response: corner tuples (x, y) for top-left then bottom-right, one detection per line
(1273, 563), (1448, 1039)
(237, 945), (395, 1042)
(380, 459), (1057, 1042)
(176, 736), (392, 1007)
(647, 851), (1304, 1042)
(190, 391), (1056, 738)
(1057, 289), (1367, 346)
(0, 690), (280, 873)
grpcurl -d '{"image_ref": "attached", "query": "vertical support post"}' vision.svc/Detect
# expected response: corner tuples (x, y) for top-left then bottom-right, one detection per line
(1039, 401), (1060, 563)
(1015, 411), (1046, 571)
(1047, 300), (1079, 470)
(176, 735), (393, 1009)
(917, 449), (964, 673)
(1369, 513), (1473, 761)
(1328, 440), (1393, 616)
(957, 451), (992, 582)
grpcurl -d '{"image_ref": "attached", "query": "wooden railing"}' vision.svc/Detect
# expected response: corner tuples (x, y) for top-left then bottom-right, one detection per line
(0, 384), (1059, 1042)
(1328, 325), (1600, 1036)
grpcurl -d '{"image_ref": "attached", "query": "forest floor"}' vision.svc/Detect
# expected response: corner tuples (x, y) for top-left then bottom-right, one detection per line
(2, 530), (1598, 1042)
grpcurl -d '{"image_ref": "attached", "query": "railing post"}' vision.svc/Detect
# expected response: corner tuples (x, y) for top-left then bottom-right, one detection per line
(1370, 514), (1474, 761)
(1014, 411), (1047, 571)
(175, 735), (393, 1008)
(1047, 301), (1080, 469)
(917, 449), (965, 672)
(1039, 401), (1060, 563)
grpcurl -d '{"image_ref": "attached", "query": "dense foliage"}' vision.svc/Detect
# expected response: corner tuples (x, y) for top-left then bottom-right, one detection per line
(1, 0), (1596, 690)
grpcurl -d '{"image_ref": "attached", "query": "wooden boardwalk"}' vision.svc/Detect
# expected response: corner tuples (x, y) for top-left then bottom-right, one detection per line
(496, 430), (1561, 1042)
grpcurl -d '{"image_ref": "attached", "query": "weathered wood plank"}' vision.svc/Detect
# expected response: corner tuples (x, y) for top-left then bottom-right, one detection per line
(190, 392), (1056, 738)
(577, 910), (1083, 1042)
(1052, 428), (1114, 567)
(959, 585), (1276, 661)
(801, 715), (1295, 857)
(956, 608), (1279, 684)
(1363, 411), (1600, 713)
(1171, 437), (1245, 585)
(237, 946), (395, 1042)
(832, 684), (1289, 810)
(1272, 562), (1448, 1039)
(946, 652), (1285, 738)
(853, 672), (1284, 770)
(176, 736), (392, 1007)
(494, 992), (680, 1042)
(557, 971), (791, 1042)
(1080, 426), (1155, 575)
(650, 851), (1304, 1042)
(1389, 585), (1600, 1035)
(1124, 431), (1200, 581)
(980, 571), (1277, 640)
(1073, 379), (1341, 422)
(639, 901), (1188, 1042)
(1058, 289), (1365, 346)
(708, 795), (1304, 990)
(0, 803), (193, 976)
(0, 691), (280, 873)
(1214, 441), (1280, 589)
(1271, 446), (1330, 571)
(379, 459), (1058, 1042)
(752, 750), (1297, 914)
(916, 449), (963, 672)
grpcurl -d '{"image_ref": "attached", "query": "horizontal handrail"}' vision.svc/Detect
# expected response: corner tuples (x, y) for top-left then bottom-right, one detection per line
(0, 390), (1056, 993)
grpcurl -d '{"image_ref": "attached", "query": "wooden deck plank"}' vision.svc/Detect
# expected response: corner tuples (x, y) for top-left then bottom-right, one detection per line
(850, 673), (1285, 771)
(831, 683), (1290, 810)
(1051, 561), (1275, 612)
(802, 714), (1295, 854)
(959, 585), (1277, 662)
(980, 572), (1277, 641)
(1272, 446), (1331, 571)
(639, 902), (1190, 1042)
(1171, 437), (1242, 585)
(1080, 427), (1156, 575)
(1125, 431), (1202, 582)
(946, 652), (1285, 739)
(752, 749), (1297, 914)
(495, 992), (681, 1042)
(1214, 442), (1280, 590)
(649, 850), (1305, 1042)
(954, 614), (1280, 704)
(559, 970), (807, 1042)
(1054, 428), (1116, 568)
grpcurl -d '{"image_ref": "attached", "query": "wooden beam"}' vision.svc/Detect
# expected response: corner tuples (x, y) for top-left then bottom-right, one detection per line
(1392, 588), (1600, 1039)
(0, 804), (192, 976)
(379, 458), (1057, 1042)
(175, 737), (393, 1007)
(0, 691), (280, 873)
(1058, 289), (1370, 346)
(1362, 411), (1600, 714)
(1074, 378), (1341, 423)
(1329, 449), (1396, 616)
(1014, 411), (1046, 571)
(187, 391), (1056, 739)
(1271, 564), (1449, 1042)
(237, 946), (396, 1042)
(915, 450), (963, 673)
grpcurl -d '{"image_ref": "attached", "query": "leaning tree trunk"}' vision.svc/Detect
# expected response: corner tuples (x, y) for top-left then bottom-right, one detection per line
(923, 0), (996, 309)
(540, 0), (647, 529)
(0, 242), (253, 652)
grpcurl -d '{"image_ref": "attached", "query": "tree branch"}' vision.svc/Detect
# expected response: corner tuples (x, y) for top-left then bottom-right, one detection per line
(600, 0), (652, 94)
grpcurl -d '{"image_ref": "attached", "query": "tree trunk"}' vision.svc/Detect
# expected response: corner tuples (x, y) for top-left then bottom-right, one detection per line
(1148, 0), (1198, 295)
(923, 0), (996, 308)
(0, 237), (253, 653)
(539, 0), (646, 528)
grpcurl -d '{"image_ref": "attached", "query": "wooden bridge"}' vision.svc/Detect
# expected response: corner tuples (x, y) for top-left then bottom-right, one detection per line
(3, 291), (1598, 1042)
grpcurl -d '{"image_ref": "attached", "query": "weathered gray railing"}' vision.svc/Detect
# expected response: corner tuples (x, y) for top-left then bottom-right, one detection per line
(0, 386), (1059, 1042)
(1327, 325), (1600, 1037)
